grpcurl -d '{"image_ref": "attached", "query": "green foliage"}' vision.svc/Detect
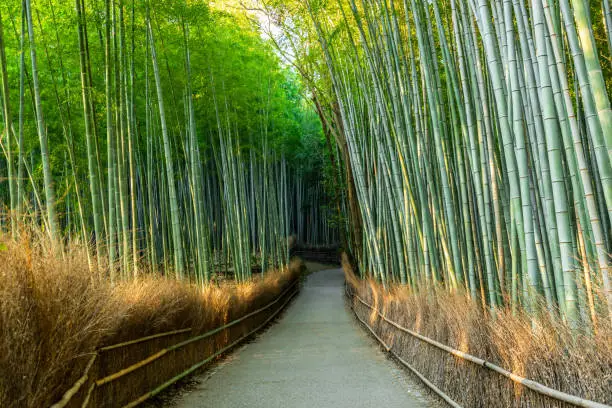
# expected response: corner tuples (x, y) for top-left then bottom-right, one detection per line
(0, 0), (333, 280)
(0, 0), (323, 218)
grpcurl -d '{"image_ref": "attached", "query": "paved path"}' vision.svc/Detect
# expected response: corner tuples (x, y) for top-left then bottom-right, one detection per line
(175, 269), (437, 408)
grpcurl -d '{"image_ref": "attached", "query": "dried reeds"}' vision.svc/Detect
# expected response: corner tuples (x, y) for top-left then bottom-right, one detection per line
(0, 234), (303, 408)
(344, 256), (612, 407)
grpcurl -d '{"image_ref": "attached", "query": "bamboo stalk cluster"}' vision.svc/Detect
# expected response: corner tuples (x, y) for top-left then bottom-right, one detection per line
(304, 0), (611, 326)
(0, 1), (332, 284)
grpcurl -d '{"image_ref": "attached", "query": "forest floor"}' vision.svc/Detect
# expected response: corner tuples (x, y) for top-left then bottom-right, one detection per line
(168, 268), (440, 408)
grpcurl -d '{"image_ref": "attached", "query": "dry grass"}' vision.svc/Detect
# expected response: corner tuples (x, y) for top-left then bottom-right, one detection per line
(0, 234), (303, 408)
(343, 255), (612, 407)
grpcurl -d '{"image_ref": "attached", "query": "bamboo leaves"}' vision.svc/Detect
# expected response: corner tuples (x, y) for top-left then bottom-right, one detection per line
(298, 0), (612, 324)
(0, 1), (326, 285)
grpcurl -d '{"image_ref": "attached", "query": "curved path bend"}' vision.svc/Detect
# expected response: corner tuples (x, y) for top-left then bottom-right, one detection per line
(175, 268), (438, 408)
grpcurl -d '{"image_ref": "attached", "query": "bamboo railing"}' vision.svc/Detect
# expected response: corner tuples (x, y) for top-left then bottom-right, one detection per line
(345, 283), (611, 408)
(50, 279), (299, 408)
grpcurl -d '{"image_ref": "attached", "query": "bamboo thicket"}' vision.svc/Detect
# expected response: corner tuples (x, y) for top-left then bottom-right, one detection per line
(0, 0), (330, 284)
(296, 0), (611, 325)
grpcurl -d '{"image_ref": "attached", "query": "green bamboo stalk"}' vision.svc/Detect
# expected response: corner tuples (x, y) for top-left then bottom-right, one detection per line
(25, 0), (60, 242)
(148, 11), (184, 278)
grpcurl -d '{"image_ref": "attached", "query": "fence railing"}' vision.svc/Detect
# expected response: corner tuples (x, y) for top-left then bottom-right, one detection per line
(50, 279), (299, 408)
(345, 283), (610, 408)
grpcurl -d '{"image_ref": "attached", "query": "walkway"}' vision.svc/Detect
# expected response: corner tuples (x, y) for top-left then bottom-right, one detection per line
(175, 268), (437, 408)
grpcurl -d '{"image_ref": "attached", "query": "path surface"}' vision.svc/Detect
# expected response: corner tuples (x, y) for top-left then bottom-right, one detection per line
(175, 268), (437, 408)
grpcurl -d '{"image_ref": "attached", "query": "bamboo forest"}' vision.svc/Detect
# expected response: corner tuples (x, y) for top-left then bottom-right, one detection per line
(0, 0), (610, 407)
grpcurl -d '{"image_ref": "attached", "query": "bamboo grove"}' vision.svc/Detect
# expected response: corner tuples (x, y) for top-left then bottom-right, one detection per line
(261, 0), (612, 327)
(0, 0), (338, 284)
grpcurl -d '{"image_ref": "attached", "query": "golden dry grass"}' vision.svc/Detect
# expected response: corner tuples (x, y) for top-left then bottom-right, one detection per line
(343, 254), (612, 407)
(0, 234), (303, 408)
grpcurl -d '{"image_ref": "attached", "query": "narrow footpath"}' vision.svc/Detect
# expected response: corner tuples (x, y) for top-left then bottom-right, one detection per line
(174, 268), (438, 408)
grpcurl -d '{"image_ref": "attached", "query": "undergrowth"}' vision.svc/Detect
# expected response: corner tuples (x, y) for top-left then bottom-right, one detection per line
(343, 254), (612, 407)
(0, 234), (302, 408)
